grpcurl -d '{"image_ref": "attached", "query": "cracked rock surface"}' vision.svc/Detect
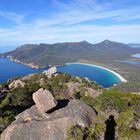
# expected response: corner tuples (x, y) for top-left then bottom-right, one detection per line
(0, 89), (97, 140)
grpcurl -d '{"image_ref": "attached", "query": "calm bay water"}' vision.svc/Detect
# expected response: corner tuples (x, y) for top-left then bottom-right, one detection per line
(0, 58), (47, 83)
(58, 64), (121, 88)
(0, 58), (122, 88)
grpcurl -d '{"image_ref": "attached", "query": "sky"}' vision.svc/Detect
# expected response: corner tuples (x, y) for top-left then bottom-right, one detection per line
(0, 0), (140, 47)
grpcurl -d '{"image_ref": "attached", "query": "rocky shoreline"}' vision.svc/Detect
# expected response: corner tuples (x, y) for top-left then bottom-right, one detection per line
(7, 56), (45, 69)
(6, 56), (66, 69)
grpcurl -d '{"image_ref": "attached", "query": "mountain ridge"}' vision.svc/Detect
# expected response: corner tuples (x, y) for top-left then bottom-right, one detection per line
(2, 40), (140, 67)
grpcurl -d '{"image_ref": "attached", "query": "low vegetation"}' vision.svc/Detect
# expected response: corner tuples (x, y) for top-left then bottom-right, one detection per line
(0, 72), (140, 139)
(74, 89), (140, 139)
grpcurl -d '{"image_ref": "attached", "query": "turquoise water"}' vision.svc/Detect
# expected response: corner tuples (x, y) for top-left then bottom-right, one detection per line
(0, 58), (122, 88)
(58, 63), (121, 88)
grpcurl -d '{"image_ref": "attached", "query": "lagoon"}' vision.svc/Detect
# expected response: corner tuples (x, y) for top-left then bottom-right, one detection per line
(0, 58), (124, 88)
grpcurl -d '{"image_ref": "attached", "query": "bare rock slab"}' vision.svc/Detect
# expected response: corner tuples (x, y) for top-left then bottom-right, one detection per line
(0, 100), (97, 140)
(0, 88), (97, 140)
(33, 88), (57, 113)
(9, 79), (25, 89)
(43, 66), (57, 78)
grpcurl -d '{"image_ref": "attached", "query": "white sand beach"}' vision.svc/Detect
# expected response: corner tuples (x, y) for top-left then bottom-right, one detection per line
(66, 62), (127, 83)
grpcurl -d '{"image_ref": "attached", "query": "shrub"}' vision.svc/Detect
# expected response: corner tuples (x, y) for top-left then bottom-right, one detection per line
(66, 125), (85, 140)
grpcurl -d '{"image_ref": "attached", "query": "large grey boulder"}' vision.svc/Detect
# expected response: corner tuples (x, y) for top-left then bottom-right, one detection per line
(8, 80), (25, 89)
(1, 95), (97, 140)
(43, 66), (57, 78)
(33, 88), (57, 113)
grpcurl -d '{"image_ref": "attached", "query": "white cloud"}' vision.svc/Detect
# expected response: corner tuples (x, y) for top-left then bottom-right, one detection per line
(0, 0), (140, 45)
(31, 0), (140, 28)
(0, 10), (24, 24)
(0, 23), (140, 45)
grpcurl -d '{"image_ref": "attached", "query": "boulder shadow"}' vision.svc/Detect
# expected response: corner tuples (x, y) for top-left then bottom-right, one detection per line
(47, 99), (69, 114)
(104, 115), (116, 140)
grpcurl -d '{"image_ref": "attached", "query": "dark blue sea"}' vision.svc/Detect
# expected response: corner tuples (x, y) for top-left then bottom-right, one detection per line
(0, 58), (47, 83)
(0, 58), (122, 88)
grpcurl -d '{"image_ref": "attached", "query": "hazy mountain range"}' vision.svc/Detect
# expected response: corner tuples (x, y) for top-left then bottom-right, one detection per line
(2, 40), (140, 67)
(128, 43), (140, 48)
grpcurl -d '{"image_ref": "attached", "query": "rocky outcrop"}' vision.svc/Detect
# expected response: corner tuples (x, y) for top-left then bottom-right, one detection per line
(66, 82), (102, 98)
(43, 66), (57, 78)
(66, 82), (81, 97)
(84, 88), (102, 98)
(8, 80), (25, 89)
(33, 88), (57, 114)
(1, 89), (97, 140)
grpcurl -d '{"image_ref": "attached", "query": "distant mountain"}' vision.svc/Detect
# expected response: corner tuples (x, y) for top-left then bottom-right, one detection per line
(128, 43), (140, 48)
(3, 40), (140, 67)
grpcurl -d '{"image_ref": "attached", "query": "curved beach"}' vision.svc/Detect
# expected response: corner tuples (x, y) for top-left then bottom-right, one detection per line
(66, 62), (127, 83)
